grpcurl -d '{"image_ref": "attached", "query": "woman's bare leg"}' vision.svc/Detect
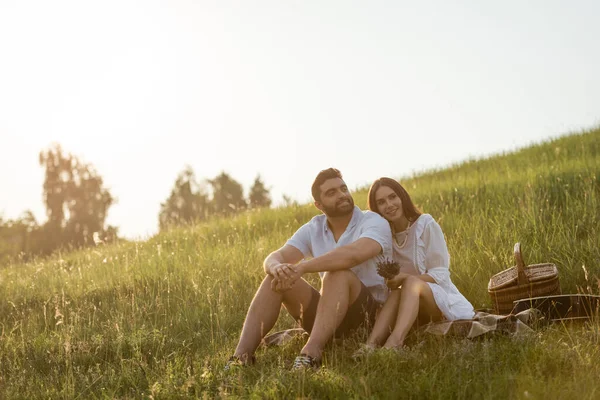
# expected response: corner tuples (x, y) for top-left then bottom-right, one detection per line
(383, 277), (443, 348)
(365, 289), (402, 347)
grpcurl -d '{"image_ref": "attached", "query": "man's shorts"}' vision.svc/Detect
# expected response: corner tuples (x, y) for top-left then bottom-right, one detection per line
(300, 280), (380, 338)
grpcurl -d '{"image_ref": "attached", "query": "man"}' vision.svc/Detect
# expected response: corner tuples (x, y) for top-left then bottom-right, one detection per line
(227, 168), (392, 369)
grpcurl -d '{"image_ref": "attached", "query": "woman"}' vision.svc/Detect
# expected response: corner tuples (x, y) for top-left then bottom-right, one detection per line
(359, 177), (474, 352)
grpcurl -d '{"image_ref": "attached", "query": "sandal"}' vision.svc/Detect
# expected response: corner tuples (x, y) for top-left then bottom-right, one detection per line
(224, 354), (256, 371)
(381, 345), (409, 356)
(291, 354), (321, 370)
(351, 343), (378, 361)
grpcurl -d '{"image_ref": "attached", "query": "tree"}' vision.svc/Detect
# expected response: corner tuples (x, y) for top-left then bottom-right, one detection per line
(281, 194), (299, 207)
(209, 171), (247, 216)
(159, 166), (210, 230)
(248, 174), (272, 209)
(0, 211), (40, 263)
(39, 144), (114, 250)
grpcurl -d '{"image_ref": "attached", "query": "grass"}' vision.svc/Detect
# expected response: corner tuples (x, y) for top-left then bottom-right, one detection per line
(0, 127), (599, 398)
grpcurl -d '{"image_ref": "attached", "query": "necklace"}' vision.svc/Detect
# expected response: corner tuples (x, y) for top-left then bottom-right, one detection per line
(393, 220), (412, 249)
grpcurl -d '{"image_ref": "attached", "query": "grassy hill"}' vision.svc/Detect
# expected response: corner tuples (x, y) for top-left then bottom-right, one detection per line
(0, 127), (598, 399)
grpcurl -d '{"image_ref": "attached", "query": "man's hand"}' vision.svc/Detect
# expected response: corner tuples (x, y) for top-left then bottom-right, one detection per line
(263, 245), (305, 276)
(270, 263), (303, 292)
(271, 276), (291, 293)
(386, 272), (411, 289)
(270, 263), (295, 280)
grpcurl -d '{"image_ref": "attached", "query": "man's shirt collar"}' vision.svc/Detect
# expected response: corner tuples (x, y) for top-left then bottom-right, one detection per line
(322, 206), (361, 233)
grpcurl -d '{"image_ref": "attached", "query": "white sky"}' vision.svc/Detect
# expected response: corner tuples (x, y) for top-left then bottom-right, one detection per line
(1, 1), (599, 239)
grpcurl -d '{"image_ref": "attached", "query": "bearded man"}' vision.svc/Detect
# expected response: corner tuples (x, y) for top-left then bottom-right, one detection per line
(226, 168), (392, 369)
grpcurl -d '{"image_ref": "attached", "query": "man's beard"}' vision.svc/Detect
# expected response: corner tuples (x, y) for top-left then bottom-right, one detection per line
(322, 197), (354, 218)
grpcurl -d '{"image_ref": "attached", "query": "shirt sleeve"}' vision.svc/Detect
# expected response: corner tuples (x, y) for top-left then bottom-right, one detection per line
(285, 222), (313, 258)
(359, 213), (393, 259)
(422, 220), (451, 284)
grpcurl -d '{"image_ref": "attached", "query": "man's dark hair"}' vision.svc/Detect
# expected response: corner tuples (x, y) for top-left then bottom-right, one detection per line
(311, 168), (343, 201)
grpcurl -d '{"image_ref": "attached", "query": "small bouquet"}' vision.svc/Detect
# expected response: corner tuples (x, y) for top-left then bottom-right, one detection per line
(376, 258), (400, 279)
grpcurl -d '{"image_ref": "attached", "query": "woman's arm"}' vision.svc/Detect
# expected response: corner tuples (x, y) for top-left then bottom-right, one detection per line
(387, 271), (435, 289)
(421, 220), (451, 285)
(418, 273), (436, 283)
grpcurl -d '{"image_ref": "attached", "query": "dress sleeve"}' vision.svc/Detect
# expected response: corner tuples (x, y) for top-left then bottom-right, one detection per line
(285, 223), (313, 258)
(421, 220), (451, 285)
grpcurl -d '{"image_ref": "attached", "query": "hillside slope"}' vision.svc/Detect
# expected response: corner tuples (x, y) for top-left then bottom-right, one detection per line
(0, 127), (598, 399)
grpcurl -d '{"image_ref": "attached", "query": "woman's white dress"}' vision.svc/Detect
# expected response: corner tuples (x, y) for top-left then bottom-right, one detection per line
(393, 214), (475, 320)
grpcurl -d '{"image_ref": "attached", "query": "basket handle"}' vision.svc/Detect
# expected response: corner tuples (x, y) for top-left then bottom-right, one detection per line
(514, 242), (529, 285)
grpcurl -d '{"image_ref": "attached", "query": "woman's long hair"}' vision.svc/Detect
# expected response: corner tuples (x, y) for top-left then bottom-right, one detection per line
(367, 177), (422, 223)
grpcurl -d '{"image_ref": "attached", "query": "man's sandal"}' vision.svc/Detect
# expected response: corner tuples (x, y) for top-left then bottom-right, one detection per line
(291, 354), (321, 370)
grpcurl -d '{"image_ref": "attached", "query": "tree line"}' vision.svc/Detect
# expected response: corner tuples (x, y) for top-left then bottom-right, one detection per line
(0, 144), (272, 263)
(158, 166), (271, 230)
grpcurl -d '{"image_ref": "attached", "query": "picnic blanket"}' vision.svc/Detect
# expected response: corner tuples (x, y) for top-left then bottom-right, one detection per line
(262, 308), (541, 347)
(423, 308), (541, 338)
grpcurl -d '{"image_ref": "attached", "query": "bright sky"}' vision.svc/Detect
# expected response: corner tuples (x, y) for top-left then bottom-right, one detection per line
(1, 1), (599, 239)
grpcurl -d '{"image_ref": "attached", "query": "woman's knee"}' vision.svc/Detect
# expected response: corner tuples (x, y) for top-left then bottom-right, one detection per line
(388, 289), (402, 301)
(402, 276), (426, 295)
(380, 289), (402, 310)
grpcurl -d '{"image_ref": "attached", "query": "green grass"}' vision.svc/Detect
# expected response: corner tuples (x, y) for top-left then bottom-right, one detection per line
(0, 127), (599, 399)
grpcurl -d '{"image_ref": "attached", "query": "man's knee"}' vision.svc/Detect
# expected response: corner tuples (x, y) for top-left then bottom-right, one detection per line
(261, 274), (275, 285)
(259, 274), (279, 294)
(322, 270), (362, 302)
(322, 269), (358, 286)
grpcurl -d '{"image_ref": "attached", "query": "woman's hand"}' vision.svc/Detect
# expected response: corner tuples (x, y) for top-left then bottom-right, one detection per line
(386, 272), (411, 289)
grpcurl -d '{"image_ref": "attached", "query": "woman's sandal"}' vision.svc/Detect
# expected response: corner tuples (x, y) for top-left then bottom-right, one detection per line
(224, 354), (256, 371)
(381, 345), (409, 356)
(351, 343), (378, 361)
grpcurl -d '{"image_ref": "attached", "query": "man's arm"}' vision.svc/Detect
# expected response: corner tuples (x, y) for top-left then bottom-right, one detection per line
(263, 244), (305, 275)
(296, 237), (382, 275)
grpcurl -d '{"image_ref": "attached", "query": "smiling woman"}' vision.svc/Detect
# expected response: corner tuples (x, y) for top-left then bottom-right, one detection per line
(358, 177), (475, 352)
(368, 178), (422, 235)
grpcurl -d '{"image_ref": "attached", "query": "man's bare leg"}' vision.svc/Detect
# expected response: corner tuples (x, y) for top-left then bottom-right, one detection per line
(234, 275), (318, 360)
(299, 270), (362, 361)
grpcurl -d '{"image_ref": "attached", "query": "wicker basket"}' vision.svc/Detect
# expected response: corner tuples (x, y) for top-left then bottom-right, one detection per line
(488, 243), (560, 314)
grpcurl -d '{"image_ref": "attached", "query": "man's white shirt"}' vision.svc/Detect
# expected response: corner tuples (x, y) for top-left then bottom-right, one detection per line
(286, 206), (393, 303)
